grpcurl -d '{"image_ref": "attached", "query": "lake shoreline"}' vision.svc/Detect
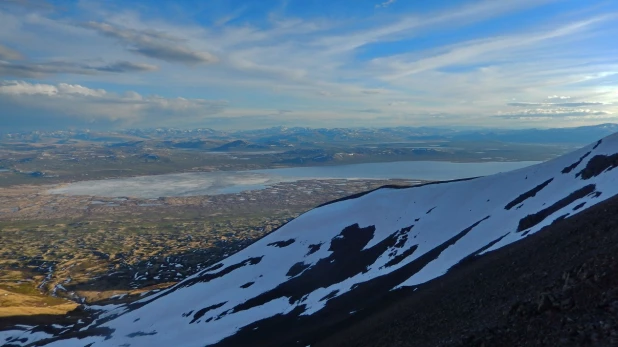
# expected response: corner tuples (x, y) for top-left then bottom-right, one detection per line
(48, 160), (540, 198)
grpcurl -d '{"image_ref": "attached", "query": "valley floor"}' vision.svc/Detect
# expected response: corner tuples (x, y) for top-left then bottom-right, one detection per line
(0, 179), (419, 323)
(316, 193), (618, 346)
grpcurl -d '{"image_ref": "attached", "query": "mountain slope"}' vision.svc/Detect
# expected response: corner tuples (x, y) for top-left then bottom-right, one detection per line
(320, 185), (618, 347)
(4, 134), (618, 347)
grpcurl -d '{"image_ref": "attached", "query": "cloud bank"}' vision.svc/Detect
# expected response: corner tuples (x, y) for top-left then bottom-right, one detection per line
(84, 22), (218, 65)
(0, 0), (616, 130)
(0, 80), (226, 129)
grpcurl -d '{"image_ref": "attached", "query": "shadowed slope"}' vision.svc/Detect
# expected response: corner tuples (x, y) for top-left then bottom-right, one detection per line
(319, 185), (618, 347)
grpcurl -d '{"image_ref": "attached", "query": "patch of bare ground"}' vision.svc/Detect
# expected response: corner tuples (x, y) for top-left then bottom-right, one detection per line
(78, 282), (176, 305)
(317, 193), (618, 347)
(0, 287), (78, 319)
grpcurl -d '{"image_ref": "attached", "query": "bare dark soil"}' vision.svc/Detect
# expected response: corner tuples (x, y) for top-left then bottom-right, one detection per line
(317, 194), (618, 347)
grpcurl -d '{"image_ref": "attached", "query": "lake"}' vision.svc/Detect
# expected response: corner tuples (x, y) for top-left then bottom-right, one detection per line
(48, 160), (539, 198)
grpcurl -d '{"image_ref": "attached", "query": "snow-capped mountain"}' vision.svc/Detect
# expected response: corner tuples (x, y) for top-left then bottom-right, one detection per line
(4, 134), (618, 347)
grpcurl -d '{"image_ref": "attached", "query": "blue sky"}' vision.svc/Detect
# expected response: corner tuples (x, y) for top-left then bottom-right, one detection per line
(0, 0), (617, 130)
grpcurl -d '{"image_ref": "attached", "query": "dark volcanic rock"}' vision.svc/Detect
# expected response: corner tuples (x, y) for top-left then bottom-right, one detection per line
(306, 243), (322, 256)
(562, 151), (591, 174)
(516, 184), (595, 232)
(504, 178), (553, 210)
(190, 302), (226, 324)
(267, 239), (295, 248)
(577, 153), (618, 179)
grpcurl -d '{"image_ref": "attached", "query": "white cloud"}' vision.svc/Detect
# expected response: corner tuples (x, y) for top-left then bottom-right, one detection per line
(56, 82), (107, 97)
(507, 102), (604, 107)
(495, 107), (614, 119)
(0, 80), (57, 95)
(84, 21), (218, 65)
(374, 16), (613, 80)
(316, 0), (559, 54)
(0, 80), (227, 129)
(0, 60), (158, 78)
(375, 0), (397, 9)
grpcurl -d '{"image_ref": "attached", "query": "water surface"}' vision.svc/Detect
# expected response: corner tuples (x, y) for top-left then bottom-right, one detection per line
(49, 160), (539, 198)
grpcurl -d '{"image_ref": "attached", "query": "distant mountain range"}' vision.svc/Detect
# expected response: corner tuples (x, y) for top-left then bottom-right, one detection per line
(3, 124), (618, 146)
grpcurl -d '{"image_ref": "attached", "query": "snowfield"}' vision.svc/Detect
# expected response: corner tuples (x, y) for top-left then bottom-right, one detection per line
(4, 134), (618, 347)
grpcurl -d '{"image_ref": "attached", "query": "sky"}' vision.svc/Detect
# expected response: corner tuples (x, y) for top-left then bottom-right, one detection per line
(0, 0), (617, 131)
